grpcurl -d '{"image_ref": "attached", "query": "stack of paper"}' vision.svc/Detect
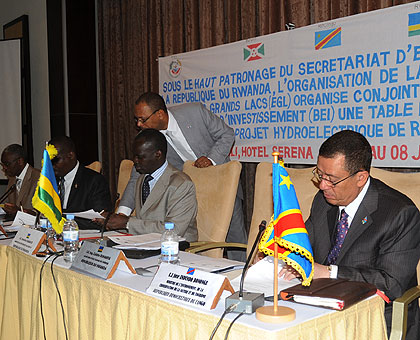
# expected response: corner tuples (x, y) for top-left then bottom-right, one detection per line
(109, 233), (185, 250)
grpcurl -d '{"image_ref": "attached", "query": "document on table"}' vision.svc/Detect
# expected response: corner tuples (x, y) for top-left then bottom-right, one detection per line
(70, 209), (105, 220)
(230, 256), (300, 297)
(179, 254), (244, 274)
(109, 233), (185, 250)
(6, 211), (36, 232)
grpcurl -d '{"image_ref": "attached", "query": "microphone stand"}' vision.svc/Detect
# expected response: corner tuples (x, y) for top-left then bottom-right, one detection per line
(225, 220), (267, 313)
(0, 184), (16, 204)
(97, 193), (120, 246)
(239, 220), (267, 297)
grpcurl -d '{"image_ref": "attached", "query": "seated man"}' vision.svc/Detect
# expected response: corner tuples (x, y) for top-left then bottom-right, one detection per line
(49, 136), (112, 229)
(1, 144), (40, 215)
(280, 130), (420, 339)
(101, 129), (198, 242)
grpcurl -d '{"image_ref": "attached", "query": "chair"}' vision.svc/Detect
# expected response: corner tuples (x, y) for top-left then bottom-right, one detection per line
(247, 163), (317, 258)
(183, 160), (242, 258)
(115, 159), (134, 209)
(86, 161), (102, 173)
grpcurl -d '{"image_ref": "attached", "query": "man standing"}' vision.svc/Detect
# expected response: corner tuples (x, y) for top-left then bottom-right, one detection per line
(280, 130), (420, 339)
(118, 92), (247, 259)
(1, 144), (40, 215)
(100, 129), (198, 242)
(49, 136), (112, 229)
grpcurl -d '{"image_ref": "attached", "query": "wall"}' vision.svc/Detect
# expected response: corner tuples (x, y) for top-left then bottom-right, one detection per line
(0, 0), (50, 168)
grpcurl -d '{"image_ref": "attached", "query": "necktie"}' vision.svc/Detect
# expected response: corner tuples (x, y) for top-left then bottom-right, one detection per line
(58, 177), (65, 206)
(326, 209), (349, 265)
(142, 175), (153, 204)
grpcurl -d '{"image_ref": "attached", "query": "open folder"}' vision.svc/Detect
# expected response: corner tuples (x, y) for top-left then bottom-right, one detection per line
(280, 278), (377, 310)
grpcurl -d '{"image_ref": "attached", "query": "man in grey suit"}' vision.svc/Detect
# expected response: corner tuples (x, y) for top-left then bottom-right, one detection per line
(102, 129), (198, 242)
(280, 130), (420, 339)
(1, 144), (40, 216)
(118, 92), (247, 259)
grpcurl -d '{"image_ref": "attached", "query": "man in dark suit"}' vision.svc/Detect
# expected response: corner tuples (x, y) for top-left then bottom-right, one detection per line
(280, 130), (420, 339)
(49, 136), (112, 229)
(1, 144), (40, 216)
(98, 129), (198, 242)
(118, 92), (247, 260)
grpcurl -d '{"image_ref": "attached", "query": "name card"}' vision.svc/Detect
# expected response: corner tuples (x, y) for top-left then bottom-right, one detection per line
(11, 227), (45, 255)
(147, 263), (234, 310)
(70, 241), (136, 279)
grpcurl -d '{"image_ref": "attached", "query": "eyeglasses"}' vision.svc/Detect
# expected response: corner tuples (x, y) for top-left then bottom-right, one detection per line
(312, 167), (361, 187)
(0, 157), (20, 168)
(134, 109), (159, 125)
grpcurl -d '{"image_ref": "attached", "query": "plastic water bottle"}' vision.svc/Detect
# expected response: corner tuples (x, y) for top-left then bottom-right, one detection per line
(62, 214), (79, 262)
(158, 222), (180, 265)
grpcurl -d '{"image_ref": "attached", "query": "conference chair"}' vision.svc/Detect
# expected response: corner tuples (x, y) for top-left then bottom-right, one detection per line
(115, 159), (134, 210)
(247, 162), (317, 259)
(183, 160), (242, 258)
(86, 161), (102, 173)
(369, 168), (420, 340)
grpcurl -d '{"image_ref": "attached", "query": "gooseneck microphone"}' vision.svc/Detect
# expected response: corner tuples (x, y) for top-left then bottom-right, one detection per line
(225, 220), (267, 314)
(100, 193), (120, 240)
(239, 220), (267, 297)
(0, 184), (16, 204)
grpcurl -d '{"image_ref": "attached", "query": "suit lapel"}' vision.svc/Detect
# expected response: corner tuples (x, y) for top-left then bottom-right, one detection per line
(7, 177), (17, 204)
(17, 166), (32, 204)
(336, 181), (378, 264)
(66, 166), (82, 208)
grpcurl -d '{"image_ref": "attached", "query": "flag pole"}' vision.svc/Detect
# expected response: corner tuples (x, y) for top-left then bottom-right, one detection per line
(256, 152), (296, 323)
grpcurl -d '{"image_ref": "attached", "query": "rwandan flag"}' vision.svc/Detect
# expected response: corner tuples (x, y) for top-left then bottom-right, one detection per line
(32, 147), (65, 234)
(259, 161), (314, 286)
(315, 27), (341, 50)
(408, 12), (420, 37)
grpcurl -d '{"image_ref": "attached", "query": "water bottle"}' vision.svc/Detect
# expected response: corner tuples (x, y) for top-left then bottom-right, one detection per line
(158, 222), (180, 265)
(62, 214), (79, 263)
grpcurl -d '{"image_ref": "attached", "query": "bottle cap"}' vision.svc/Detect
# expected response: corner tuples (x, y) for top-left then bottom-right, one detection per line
(66, 214), (75, 220)
(165, 222), (174, 230)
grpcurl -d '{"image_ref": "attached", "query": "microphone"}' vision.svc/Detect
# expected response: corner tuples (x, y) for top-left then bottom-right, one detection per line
(0, 184), (16, 204)
(99, 193), (120, 242)
(225, 220), (267, 314)
(239, 220), (267, 297)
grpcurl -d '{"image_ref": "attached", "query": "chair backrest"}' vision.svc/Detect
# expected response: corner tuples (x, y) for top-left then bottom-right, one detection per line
(183, 160), (242, 258)
(86, 161), (102, 173)
(116, 159), (134, 208)
(247, 162), (317, 256)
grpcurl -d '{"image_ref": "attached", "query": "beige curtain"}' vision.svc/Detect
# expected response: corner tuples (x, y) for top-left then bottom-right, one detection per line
(98, 0), (417, 229)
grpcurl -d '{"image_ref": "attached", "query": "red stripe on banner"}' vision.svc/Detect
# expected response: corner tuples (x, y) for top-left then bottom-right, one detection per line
(274, 212), (305, 237)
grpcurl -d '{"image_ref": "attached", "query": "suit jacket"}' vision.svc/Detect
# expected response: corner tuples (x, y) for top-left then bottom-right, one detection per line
(119, 102), (235, 209)
(127, 164), (198, 242)
(63, 166), (112, 230)
(306, 177), (420, 338)
(7, 165), (40, 210)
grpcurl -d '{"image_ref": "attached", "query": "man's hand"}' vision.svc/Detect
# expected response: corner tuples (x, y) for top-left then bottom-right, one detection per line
(278, 264), (301, 281)
(313, 263), (330, 279)
(194, 156), (213, 168)
(279, 262), (331, 281)
(3, 203), (18, 215)
(93, 213), (129, 231)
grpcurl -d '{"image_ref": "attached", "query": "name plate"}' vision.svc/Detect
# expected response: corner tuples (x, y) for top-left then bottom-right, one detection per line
(11, 227), (45, 255)
(147, 263), (234, 310)
(71, 241), (136, 279)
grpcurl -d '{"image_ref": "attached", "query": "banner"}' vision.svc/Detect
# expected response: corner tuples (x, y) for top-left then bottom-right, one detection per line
(159, 2), (420, 167)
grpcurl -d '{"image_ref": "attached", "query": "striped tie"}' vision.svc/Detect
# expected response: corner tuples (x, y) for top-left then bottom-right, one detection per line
(326, 209), (349, 265)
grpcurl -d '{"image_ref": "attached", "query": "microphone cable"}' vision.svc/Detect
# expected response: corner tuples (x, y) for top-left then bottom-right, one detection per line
(223, 312), (244, 340)
(50, 253), (69, 340)
(208, 303), (238, 340)
(39, 253), (57, 340)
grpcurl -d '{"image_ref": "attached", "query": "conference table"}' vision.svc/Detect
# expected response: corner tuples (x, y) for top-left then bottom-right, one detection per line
(0, 237), (387, 340)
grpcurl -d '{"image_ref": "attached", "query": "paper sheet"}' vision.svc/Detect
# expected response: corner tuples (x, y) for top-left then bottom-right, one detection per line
(11, 211), (36, 227)
(70, 209), (105, 220)
(109, 233), (185, 250)
(230, 256), (300, 297)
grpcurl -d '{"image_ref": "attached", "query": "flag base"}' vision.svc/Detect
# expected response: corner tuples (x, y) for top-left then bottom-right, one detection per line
(255, 305), (295, 323)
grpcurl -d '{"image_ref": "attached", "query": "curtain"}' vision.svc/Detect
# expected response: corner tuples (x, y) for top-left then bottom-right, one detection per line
(98, 0), (417, 230)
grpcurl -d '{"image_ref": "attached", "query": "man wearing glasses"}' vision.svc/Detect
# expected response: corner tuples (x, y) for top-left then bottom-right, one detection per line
(280, 130), (420, 339)
(118, 92), (247, 261)
(1, 144), (40, 216)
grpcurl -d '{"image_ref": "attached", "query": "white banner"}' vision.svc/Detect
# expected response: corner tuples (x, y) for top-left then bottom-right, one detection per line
(159, 2), (420, 167)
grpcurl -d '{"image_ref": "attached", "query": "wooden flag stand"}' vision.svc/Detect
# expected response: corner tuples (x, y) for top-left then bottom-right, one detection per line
(256, 152), (296, 323)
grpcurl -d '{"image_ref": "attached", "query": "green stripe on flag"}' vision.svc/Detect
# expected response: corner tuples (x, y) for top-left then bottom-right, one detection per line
(38, 186), (63, 221)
